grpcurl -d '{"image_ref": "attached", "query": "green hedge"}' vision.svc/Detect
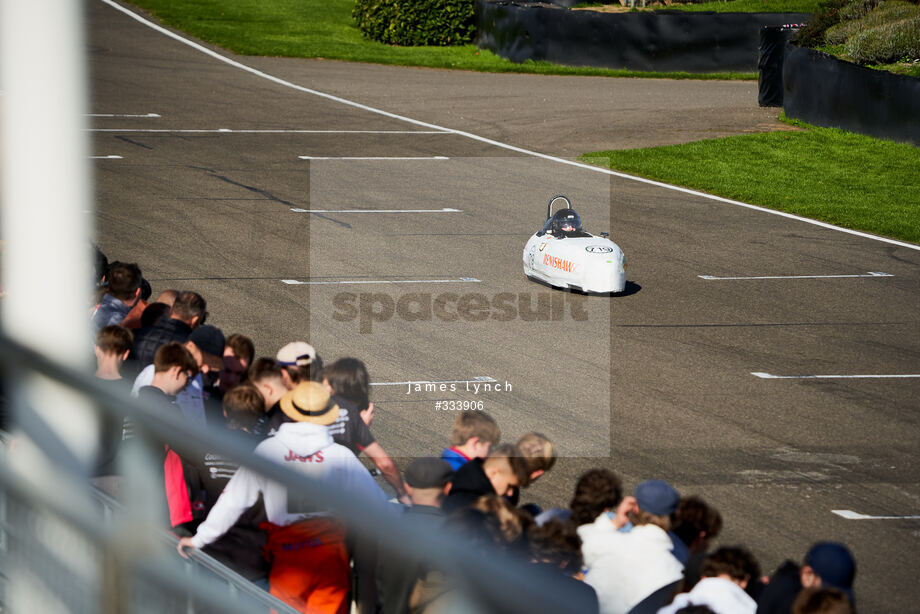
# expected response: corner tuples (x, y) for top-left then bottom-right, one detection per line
(353, 0), (476, 46)
(837, 0), (879, 20)
(847, 15), (920, 62)
(826, 0), (920, 43)
(795, 0), (849, 47)
(799, 0), (920, 65)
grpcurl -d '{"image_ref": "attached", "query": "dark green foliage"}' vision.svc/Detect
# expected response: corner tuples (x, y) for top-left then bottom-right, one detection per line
(353, 0), (476, 46)
(798, 0), (920, 65)
(808, 0), (920, 64)
(827, 0), (920, 42)
(795, 0), (849, 46)
(838, 0), (879, 20)
(847, 15), (920, 62)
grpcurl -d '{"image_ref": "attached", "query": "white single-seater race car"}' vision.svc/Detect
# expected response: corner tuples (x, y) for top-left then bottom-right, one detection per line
(523, 195), (626, 294)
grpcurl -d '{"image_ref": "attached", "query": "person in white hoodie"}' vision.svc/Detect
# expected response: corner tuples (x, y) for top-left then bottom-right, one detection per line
(178, 380), (388, 614)
(657, 546), (760, 614)
(578, 479), (684, 614)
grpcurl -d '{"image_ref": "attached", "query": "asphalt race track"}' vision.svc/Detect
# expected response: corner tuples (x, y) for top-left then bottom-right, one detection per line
(89, 0), (920, 610)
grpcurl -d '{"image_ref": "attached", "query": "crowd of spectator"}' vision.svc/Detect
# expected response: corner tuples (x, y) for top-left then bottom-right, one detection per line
(83, 250), (859, 614)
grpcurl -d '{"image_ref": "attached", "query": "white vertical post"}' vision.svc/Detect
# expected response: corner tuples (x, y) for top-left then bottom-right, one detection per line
(1, 1), (98, 612)
(0, 0), (95, 445)
(1, 0), (94, 352)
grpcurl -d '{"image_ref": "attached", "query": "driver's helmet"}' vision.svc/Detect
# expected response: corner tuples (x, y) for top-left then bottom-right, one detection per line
(550, 208), (582, 235)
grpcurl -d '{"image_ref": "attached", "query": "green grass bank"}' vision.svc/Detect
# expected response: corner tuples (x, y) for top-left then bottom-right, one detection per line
(581, 119), (920, 244)
(654, 0), (822, 12)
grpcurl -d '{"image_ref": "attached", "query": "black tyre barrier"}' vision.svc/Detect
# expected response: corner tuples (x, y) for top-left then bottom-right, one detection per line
(475, 0), (811, 73)
(758, 25), (800, 107)
(783, 45), (920, 146)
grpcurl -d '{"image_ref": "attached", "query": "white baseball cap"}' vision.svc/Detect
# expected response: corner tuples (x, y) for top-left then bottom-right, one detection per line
(276, 341), (316, 367)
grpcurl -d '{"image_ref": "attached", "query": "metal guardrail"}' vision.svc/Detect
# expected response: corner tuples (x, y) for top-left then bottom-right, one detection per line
(0, 458), (288, 614)
(0, 332), (589, 613)
(91, 485), (301, 614)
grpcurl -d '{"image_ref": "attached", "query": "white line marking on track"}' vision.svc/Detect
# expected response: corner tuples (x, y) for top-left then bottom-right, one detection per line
(88, 113), (160, 118)
(281, 277), (481, 285)
(752, 372), (920, 379)
(299, 156), (449, 160)
(89, 128), (448, 133)
(100, 0), (920, 253)
(832, 510), (920, 520)
(371, 376), (497, 387)
(91, 155), (123, 159)
(290, 208), (461, 213)
(699, 272), (893, 281)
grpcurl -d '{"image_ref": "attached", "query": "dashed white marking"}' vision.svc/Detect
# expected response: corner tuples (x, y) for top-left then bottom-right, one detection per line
(88, 113), (160, 118)
(752, 372), (920, 379)
(281, 277), (481, 285)
(700, 272), (893, 281)
(91, 155), (122, 159)
(101, 0), (920, 253)
(290, 207), (461, 213)
(89, 128), (448, 134)
(832, 510), (920, 520)
(299, 156), (449, 160)
(371, 376), (497, 387)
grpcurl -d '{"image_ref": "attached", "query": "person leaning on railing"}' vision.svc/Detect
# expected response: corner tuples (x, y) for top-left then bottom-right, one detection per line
(178, 381), (390, 614)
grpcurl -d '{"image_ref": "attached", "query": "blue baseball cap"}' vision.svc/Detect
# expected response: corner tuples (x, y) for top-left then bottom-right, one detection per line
(805, 541), (856, 602)
(634, 479), (680, 516)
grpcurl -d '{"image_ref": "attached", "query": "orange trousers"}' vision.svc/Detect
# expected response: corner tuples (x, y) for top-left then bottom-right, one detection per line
(264, 518), (350, 614)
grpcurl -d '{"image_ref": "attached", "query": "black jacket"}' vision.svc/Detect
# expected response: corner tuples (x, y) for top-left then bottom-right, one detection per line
(377, 504), (447, 614)
(251, 401), (288, 440)
(442, 458), (496, 515)
(131, 317), (193, 367)
(187, 428), (270, 581)
(756, 560), (802, 614)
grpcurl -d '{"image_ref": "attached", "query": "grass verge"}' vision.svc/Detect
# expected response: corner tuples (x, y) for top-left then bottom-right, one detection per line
(653, 0), (821, 13)
(816, 45), (920, 79)
(125, 0), (754, 79)
(580, 116), (920, 244)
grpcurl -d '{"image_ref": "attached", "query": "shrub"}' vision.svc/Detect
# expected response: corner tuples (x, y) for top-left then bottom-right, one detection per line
(826, 0), (920, 43)
(353, 0), (477, 46)
(838, 0), (879, 20)
(846, 15), (920, 63)
(796, 0), (850, 47)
